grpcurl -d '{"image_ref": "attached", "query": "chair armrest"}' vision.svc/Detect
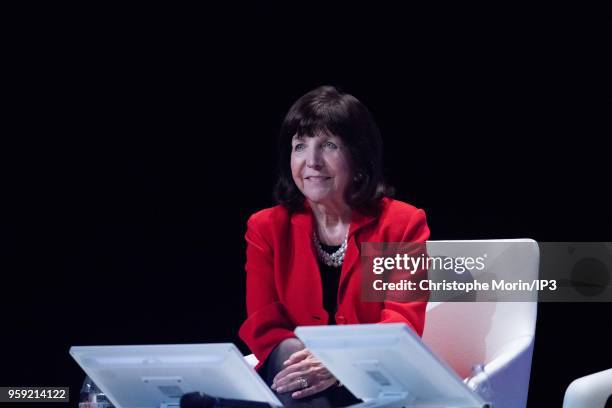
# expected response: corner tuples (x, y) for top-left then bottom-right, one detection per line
(467, 335), (535, 408)
(563, 368), (612, 408)
(485, 335), (534, 377)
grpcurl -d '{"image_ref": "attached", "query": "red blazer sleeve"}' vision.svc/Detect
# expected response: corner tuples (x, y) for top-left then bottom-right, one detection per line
(378, 208), (430, 336)
(238, 213), (296, 370)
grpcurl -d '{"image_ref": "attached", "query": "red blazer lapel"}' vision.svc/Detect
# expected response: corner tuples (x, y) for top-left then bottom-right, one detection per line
(339, 209), (377, 306)
(290, 208), (327, 323)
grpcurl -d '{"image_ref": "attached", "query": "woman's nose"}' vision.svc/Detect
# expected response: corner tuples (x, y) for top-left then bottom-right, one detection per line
(306, 148), (323, 169)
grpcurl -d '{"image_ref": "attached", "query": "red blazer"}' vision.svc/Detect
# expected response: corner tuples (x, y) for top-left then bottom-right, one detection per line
(239, 197), (430, 370)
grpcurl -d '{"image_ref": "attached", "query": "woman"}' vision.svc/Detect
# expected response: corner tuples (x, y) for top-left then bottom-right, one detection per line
(239, 86), (430, 407)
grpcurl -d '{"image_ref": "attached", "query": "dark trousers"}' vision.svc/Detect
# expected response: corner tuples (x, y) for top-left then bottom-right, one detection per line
(258, 339), (361, 408)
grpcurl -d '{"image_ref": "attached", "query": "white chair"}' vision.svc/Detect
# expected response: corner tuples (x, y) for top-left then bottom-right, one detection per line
(422, 239), (539, 408)
(245, 239), (540, 408)
(563, 368), (612, 408)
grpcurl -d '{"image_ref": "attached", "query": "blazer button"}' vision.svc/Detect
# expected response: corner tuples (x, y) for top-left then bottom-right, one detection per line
(336, 315), (346, 324)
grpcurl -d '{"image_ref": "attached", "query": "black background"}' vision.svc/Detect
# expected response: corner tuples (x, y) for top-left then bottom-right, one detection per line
(1, 5), (610, 407)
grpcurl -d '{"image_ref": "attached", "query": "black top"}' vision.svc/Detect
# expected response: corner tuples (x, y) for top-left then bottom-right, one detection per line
(317, 243), (342, 325)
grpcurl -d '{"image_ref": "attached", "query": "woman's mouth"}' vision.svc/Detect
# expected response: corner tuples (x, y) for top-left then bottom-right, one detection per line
(305, 176), (332, 182)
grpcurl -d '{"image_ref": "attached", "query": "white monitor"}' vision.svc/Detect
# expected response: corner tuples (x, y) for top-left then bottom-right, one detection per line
(295, 323), (488, 408)
(70, 343), (282, 408)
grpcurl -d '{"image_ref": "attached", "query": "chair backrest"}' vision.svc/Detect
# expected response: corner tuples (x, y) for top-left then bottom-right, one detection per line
(421, 239), (539, 379)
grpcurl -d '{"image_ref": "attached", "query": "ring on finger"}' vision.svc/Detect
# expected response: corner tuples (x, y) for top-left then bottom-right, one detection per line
(297, 377), (308, 389)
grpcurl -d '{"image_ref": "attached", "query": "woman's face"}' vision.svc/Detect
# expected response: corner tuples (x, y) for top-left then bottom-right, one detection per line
(290, 131), (352, 207)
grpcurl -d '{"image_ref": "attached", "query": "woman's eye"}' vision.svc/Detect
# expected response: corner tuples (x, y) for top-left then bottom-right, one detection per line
(294, 143), (306, 152)
(323, 141), (338, 149)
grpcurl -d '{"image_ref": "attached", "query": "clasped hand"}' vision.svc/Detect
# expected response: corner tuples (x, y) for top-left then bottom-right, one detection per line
(271, 348), (338, 399)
